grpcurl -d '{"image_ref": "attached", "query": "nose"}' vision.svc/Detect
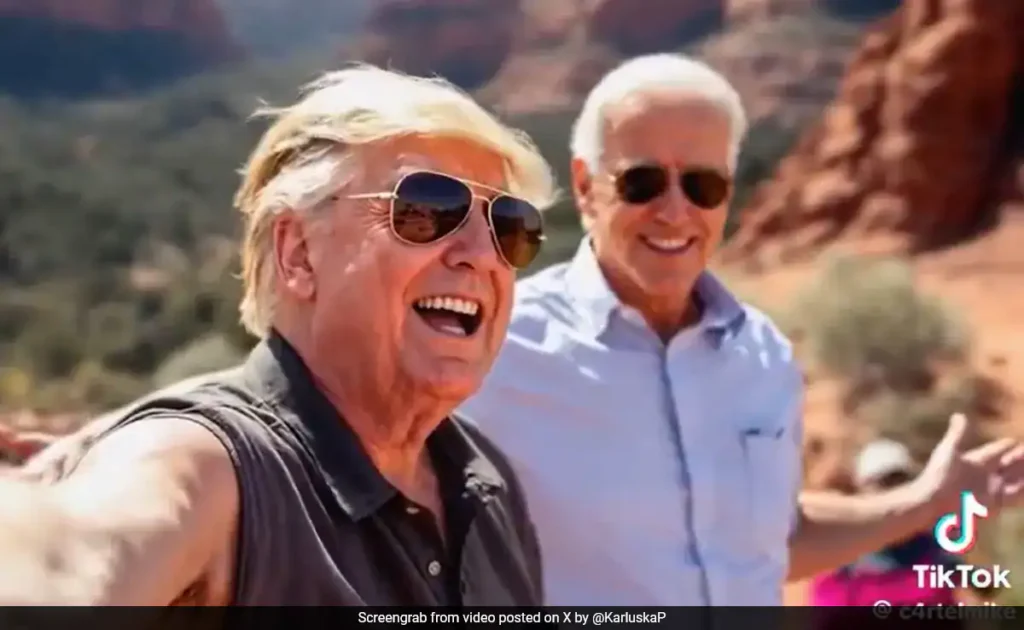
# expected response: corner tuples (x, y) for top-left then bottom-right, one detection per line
(442, 197), (502, 271)
(651, 176), (693, 225)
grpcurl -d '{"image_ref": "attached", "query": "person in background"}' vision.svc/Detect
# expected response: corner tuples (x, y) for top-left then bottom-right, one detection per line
(0, 64), (556, 605)
(809, 439), (967, 609)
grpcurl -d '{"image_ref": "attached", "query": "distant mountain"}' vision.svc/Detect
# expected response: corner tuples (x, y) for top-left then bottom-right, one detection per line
(349, 0), (898, 121)
(0, 0), (899, 103)
(0, 0), (371, 99)
(213, 0), (372, 58)
(0, 0), (243, 98)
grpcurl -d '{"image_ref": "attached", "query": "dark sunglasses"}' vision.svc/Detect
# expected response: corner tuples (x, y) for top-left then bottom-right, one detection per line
(346, 170), (544, 269)
(615, 164), (731, 209)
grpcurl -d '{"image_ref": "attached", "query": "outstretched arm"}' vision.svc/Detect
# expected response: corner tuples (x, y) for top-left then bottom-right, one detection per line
(789, 415), (1024, 581)
(789, 483), (937, 580)
(0, 418), (238, 605)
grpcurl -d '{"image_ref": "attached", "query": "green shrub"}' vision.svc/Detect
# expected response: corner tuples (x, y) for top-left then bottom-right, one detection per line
(152, 334), (246, 389)
(727, 118), (799, 236)
(858, 377), (983, 462)
(790, 254), (968, 391)
(30, 361), (148, 414)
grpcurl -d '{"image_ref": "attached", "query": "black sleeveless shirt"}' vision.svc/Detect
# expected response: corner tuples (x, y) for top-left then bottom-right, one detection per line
(62, 332), (544, 606)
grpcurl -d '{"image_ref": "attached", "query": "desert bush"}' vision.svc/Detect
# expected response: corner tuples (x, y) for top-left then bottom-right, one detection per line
(0, 366), (33, 408)
(858, 375), (985, 463)
(727, 118), (799, 235)
(28, 361), (148, 414)
(789, 254), (968, 392)
(153, 333), (247, 389)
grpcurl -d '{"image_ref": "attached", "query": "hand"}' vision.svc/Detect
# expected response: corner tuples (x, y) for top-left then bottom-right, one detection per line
(0, 425), (82, 483)
(915, 413), (1024, 517)
(0, 425), (57, 464)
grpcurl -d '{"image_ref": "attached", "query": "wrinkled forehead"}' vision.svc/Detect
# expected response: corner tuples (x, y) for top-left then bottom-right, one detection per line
(366, 135), (512, 195)
(600, 89), (734, 172)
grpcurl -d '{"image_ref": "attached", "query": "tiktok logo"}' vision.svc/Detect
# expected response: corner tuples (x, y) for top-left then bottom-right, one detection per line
(934, 491), (989, 554)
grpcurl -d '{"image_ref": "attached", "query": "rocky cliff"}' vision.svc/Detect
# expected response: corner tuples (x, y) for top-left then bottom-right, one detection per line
(214, 0), (372, 57)
(350, 0), (523, 90)
(350, 0), (727, 92)
(0, 0), (241, 97)
(347, 0), (897, 122)
(694, 12), (862, 129)
(722, 0), (1024, 266)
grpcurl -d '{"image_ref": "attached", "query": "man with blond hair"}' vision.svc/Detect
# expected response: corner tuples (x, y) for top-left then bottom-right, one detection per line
(0, 64), (556, 605)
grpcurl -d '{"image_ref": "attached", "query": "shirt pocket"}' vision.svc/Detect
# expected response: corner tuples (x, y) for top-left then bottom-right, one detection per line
(742, 431), (795, 557)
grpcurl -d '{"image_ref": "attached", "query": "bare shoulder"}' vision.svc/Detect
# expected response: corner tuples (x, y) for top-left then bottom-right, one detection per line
(75, 416), (233, 470)
(64, 416), (239, 522)
(53, 417), (239, 605)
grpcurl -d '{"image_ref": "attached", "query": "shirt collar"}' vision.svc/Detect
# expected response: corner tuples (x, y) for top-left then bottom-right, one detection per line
(563, 237), (747, 346)
(244, 330), (504, 521)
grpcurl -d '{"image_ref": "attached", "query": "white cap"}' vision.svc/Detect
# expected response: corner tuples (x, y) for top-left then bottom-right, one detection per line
(854, 439), (915, 487)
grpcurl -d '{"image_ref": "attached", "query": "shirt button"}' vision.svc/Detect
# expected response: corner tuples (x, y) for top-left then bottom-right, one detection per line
(406, 505), (420, 515)
(427, 560), (442, 577)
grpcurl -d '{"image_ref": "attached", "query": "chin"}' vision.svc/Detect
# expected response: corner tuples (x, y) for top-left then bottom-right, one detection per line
(412, 368), (484, 405)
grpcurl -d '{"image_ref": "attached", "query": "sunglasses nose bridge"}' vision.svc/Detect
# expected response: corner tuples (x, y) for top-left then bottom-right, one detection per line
(471, 192), (492, 212)
(454, 194), (498, 247)
(646, 176), (691, 222)
(664, 172), (690, 206)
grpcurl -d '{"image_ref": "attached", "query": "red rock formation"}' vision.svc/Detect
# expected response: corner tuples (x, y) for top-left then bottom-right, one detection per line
(696, 12), (862, 128)
(721, 0), (1024, 266)
(347, 0), (725, 92)
(0, 0), (241, 61)
(726, 0), (815, 23)
(588, 0), (724, 55)
(346, 0), (522, 90)
(347, 0), (899, 122)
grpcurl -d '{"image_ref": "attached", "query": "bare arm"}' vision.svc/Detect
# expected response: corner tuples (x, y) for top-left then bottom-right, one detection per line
(787, 483), (936, 581)
(787, 419), (1020, 582)
(0, 418), (238, 605)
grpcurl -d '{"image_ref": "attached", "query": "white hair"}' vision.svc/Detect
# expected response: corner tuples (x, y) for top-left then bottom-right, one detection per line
(570, 53), (748, 173)
(234, 64), (558, 337)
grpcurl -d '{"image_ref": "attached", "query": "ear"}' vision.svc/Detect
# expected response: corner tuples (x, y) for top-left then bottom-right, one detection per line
(571, 157), (596, 232)
(271, 212), (316, 301)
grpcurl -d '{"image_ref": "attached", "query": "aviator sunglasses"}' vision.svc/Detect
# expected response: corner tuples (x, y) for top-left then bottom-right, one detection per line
(344, 170), (544, 269)
(615, 163), (731, 209)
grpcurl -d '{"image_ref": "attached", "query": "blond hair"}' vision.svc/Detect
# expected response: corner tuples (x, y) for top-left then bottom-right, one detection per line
(234, 64), (559, 337)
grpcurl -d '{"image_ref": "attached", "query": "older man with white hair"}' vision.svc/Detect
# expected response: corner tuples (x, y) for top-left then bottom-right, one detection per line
(456, 53), (1024, 605)
(0, 65), (557, 605)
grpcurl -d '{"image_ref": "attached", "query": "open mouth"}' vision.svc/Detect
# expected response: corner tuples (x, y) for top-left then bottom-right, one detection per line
(641, 235), (697, 254)
(413, 295), (484, 338)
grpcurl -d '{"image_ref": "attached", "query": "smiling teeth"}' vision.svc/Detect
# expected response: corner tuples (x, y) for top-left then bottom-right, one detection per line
(415, 296), (481, 316)
(646, 237), (693, 250)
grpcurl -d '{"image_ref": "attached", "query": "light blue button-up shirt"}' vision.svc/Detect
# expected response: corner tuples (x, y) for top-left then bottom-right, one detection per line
(459, 239), (805, 606)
